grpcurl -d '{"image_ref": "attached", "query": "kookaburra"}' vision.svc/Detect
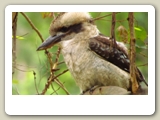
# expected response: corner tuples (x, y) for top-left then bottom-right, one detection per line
(37, 12), (147, 94)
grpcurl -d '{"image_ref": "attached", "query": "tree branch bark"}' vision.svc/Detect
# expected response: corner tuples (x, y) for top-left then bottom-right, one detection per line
(12, 12), (18, 75)
(128, 12), (139, 93)
(110, 12), (117, 48)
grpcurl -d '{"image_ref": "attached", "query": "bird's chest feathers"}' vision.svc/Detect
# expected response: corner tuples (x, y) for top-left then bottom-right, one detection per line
(61, 40), (88, 74)
(60, 39), (130, 91)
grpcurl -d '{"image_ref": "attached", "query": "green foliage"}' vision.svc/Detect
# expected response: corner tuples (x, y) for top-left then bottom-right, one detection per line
(12, 35), (25, 40)
(12, 79), (19, 84)
(134, 26), (147, 41)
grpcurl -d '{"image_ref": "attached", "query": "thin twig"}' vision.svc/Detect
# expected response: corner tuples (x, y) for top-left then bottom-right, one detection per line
(19, 33), (29, 37)
(14, 67), (34, 73)
(54, 78), (70, 95)
(51, 83), (58, 95)
(138, 52), (148, 58)
(52, 47), (61, 71)
(58, 61), (65, 65)
(50, 86), (62, 95)
(13, 63), (37, 68)
(33, 71), (39, 94)
(54, 47), (61, 63)
(92, 12), (120, 21)
(137, 63), (148, 67)
(20, 12), (44, 42)
(51, 69), (69, 81)
(40, 69), (69, 95)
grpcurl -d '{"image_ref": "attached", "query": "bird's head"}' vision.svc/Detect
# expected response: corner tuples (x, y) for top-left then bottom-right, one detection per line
(37, 12), (99, 51)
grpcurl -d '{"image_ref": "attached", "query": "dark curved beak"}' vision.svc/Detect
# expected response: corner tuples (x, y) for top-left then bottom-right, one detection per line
(37, 33), (65, 51)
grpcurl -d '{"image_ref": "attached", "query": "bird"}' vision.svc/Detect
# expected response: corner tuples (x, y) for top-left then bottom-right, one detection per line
(37, 12), (147, 94)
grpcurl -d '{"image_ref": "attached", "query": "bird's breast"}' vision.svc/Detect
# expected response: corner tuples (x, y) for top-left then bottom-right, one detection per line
(61, 40), (130, 92)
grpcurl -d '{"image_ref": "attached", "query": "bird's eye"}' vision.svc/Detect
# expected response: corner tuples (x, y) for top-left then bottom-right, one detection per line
(59, 27), (70, 33)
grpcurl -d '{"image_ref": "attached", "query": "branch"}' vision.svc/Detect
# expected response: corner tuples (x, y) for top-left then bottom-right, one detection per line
(54, 78), (70, 95)
(92, 12), (120, 21)
(12, 12), (18, 75)
(128, 12), (139, 93)
(110, 12), (116, 43)
(20, 12), (44, 43)
(40, 69), (69, 95)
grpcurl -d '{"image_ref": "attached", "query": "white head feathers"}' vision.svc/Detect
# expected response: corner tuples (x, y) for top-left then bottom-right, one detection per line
(49, 12), (92, 36)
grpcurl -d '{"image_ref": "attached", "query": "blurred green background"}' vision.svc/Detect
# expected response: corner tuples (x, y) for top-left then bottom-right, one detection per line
(12, 12), (148, 95)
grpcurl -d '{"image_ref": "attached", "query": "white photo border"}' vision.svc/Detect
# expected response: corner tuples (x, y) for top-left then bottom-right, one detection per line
(5, 5), (155, 115)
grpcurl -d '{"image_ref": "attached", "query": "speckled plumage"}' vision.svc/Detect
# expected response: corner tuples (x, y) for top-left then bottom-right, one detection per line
(60, 36), (130, 92)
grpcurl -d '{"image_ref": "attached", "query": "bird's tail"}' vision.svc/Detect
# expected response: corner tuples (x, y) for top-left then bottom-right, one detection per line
(136, 67), (148, 86)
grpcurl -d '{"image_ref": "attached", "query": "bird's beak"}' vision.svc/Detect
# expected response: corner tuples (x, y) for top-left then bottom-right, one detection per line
(37, 33), (65, 51)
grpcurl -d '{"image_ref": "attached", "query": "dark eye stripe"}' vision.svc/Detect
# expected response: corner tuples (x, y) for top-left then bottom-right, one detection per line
(59, 26), (70, 33)
(57, 23), (83, 33)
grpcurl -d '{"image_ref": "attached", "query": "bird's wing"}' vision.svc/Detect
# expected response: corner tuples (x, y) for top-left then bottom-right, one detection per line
(89, 34), (146, 83)
(89, 34), (130, 73)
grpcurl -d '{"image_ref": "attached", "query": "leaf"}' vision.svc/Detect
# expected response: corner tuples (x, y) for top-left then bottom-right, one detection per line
(40, 12), (53, 18)
(134, 26), (147, 41)
(117, 25), (129, 43)
(12, 36), (25, 40)
(12, 80), (19, 84)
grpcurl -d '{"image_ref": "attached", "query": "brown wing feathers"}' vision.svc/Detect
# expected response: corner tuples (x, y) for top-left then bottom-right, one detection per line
(89, 34), (146, 84)
(89, 35), (130, 73)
